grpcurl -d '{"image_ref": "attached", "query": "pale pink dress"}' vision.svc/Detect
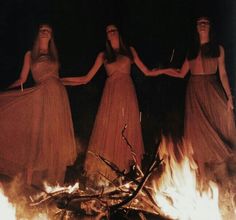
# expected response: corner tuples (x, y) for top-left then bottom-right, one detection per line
(0, 55), (77, 185)
(84, 55), (144, 184)
(184, 54), (236, 178)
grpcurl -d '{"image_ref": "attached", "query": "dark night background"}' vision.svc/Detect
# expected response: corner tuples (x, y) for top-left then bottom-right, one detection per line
(0, 0), (235, 157)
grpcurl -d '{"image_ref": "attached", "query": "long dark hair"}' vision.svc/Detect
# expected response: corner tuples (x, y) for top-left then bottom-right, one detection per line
(187, 17), (220, 60)
(104, 25), (133, 63)
(31, 24), (59, 63)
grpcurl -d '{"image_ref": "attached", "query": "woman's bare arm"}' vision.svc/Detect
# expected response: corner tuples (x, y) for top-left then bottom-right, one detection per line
(130, 47), (156, 76)
(153, 59), (189, 78)
(61, 52), (104, 86)
(131, 47), (189, 78)
(9, 51), (31, 88)
(218, 45), (234, 109)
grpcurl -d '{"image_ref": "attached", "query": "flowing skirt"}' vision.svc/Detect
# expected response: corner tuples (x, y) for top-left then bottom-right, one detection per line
(84, 75), (144, 185)
(184, 74), (236, 178)
(0, 77), (77, 185)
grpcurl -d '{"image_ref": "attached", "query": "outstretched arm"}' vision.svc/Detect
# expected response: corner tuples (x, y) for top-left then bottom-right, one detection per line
(61, 52), (104, 86)
(151, 58), (190, 78)
(131, 47), (189, 78)
(130, 47), (157, 76)
(218, 45), (234, 110)
(9, 51), (31, 88)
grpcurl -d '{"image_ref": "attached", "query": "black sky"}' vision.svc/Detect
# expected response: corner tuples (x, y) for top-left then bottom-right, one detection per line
(0, 0), (235, 154)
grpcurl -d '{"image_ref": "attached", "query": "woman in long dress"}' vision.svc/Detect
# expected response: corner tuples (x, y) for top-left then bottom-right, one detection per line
(0, 24), (77, 186)
(157, 17), (236, 182)
(62, 24), (159, 186)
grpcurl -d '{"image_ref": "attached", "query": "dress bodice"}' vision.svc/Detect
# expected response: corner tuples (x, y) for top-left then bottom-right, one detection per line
(188, 54), (218, 75)
(104, 55), (131, 79)
(31, 55), (59, 83)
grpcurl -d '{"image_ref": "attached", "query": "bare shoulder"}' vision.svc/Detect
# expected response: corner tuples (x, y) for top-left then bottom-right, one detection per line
(24, 50), (31, 60)
(98, 51), (105, 59)
(219, 45), (225, 53)
(93, 51), (105, 65)
(25, 50), (31, 57)
(219, 45), (224, 50)
(218, 45), (225, 58)
(129, 46), (138, 57)
(23, 50), (31, 64)
(129, 46), (136, 52)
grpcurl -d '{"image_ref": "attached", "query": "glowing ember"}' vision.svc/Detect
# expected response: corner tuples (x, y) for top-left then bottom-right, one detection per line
(31, 213), (49, 220)
(153, 137), (222, 220)
(0, 187), (16, 220)
(44, 181), (79, 194)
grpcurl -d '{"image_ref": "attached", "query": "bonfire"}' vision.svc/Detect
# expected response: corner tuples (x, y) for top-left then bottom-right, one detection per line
(0, 126), (235, 220)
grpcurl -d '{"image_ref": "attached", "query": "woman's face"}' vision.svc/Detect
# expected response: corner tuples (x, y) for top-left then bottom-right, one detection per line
(196, 17), (210, 35)
(38, 25), (52, 40)
(106, 25), (119, 41)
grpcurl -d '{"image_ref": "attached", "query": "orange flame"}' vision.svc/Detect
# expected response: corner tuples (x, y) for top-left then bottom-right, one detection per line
(153, 137), (222, 220)
(0, 183), (50, 220)
(0, 187), (16, 220)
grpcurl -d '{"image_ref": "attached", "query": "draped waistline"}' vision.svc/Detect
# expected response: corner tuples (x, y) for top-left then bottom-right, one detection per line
(34, 74), (59, 83)
(107, 72), (130, 80)
(189, 73), (217, 82)
(190, 73), (217, 77)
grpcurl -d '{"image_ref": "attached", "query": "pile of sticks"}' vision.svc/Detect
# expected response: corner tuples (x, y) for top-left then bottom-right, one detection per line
(30, 125), (166, 220)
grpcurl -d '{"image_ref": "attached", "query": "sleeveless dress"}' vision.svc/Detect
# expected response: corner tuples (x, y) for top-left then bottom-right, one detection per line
(184, 55), (236, 179)
(0, 55), (77, 185)
(84, 55), (144, 185)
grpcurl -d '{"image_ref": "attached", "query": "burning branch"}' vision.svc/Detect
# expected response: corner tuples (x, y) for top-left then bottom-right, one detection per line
(88, 149), (162, 210)
(110, 154), (160, 212)
(29, 154), (163, 219)
(28, 127), (166, 219)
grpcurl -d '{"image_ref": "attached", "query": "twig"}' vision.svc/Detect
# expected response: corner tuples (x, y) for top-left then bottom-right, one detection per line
(89, 151), (160, 208)
(110, 155), (160, 212)
(169, 48), (175, 63)
(88, 151), (126, 178)
(122, 124), (144, 177)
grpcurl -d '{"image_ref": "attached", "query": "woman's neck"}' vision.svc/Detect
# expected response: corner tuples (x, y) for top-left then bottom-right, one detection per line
(110, 40), (119, 51)
(39, 39), (49, 54)
(199, 33), (209, 45)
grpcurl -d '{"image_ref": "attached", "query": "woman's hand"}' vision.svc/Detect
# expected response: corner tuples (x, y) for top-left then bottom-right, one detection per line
(8, 79), (23, 89)
(149, 68), (163, 76)
(149, 68), (180, 77)
(227, 96), (234, 111)
(60, 77), (87, 86)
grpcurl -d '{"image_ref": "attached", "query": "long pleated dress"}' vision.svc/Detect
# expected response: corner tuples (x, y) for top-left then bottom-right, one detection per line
(84, 55), (144, 185)
(184, 54), (236, 179)
(0, 54), (77, 185)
